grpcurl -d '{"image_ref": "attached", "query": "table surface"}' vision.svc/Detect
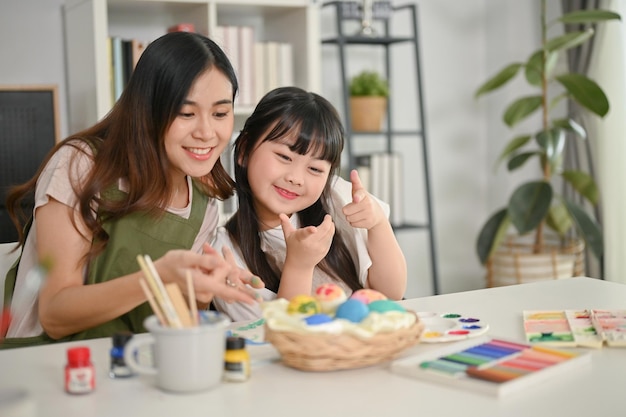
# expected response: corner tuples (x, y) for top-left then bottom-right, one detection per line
(1, 277), (624, 417)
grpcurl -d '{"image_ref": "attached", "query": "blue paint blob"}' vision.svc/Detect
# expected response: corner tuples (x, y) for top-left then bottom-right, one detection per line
(304, 314), (333, 326)
(459, 318), (480, 323)
(335, 299), (369, 323)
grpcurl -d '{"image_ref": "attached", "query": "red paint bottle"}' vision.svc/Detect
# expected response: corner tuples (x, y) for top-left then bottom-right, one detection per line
(65, 346), (95, 394)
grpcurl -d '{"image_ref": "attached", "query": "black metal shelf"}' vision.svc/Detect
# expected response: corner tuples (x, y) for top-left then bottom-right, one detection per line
(351, 129), (424, 137)
(321, 1), (440, 295)
(322, 36), (414, 45)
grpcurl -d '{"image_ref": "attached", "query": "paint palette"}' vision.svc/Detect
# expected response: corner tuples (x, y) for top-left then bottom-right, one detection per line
(417, 312), (489, 343)
(391, 335), (591, 397)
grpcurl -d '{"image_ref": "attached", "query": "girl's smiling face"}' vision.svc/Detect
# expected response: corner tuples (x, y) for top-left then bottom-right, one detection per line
(164, 67), (234, 186)
(246, 135), (332, 230)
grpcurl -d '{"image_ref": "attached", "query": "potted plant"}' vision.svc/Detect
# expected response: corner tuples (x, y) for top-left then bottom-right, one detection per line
(349, 70), (389, 132)
(474, 2), (620, 285)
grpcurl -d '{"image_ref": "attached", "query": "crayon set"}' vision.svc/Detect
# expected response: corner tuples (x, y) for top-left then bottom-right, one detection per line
(390, 335), (590, 397)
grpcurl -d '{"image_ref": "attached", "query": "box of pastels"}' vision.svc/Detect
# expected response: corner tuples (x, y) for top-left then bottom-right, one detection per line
(262, 284), (424, 371)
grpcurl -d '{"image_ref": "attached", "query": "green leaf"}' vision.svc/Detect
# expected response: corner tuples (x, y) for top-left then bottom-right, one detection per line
(552, 118), (587, 139)
(546, 203), (573, 236)
(508, 181), (553, 234)
(562, 170), (599, 205)
(556, 73), (610, 117)
(536, 128), (565, 170)
(563, 198), (603, 259)
(507, 151), (536, 171)
(545, 29), (594, 53)
(475, 63), (523, 98)
(503, 96), (543, 127)
(558, 10), (621, 24)
(525, 50), (558, 86)
(476, 208), (510, 264)
(549, 93), (568, 111)
(496, 135), (532, 168)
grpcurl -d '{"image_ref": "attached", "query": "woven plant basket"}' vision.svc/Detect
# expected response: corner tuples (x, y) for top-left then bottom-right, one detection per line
(486, 234), (585, 287)
(264, 313), (424, 372)
(350, 96), (387, 132)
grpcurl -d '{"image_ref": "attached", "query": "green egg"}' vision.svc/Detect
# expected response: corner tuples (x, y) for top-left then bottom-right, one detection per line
(368, 299), (406, 313)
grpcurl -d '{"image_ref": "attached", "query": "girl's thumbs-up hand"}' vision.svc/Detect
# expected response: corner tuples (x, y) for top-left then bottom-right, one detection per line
(342, 169), (386, 230)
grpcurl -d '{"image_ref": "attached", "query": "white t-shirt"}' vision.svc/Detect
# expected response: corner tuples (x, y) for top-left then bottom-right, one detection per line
(211, 176), (390, 322)
(7, 143), (219, 337)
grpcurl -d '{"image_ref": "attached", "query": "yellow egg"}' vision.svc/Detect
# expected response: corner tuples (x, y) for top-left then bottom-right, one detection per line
(287, 295), (321, 315)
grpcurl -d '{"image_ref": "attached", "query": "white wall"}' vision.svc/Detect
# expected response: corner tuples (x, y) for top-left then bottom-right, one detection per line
(0, 0), (69, 137)
(0, 0), (541, 297)
(321, 0), (539, 296)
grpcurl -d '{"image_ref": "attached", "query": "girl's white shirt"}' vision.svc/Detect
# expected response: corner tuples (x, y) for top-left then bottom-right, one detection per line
(211, 175), (390, 322)
(7, 143), (218, 338)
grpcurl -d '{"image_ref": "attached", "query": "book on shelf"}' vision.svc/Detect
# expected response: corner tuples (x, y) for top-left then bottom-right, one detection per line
(238, 26), (256, 107)
(278, 42), (294, 87)
(131, 39), (147, 69)
(355, 152), (403, 225)
(110, 36), (125, 102)
(254, 42), (266, 103)
(264, 41), (279, 93)
(523, 309), (626, 348)
(390, 335), (591, 397)
(211, 27), (294, 105)
(108, 36), (149, 103)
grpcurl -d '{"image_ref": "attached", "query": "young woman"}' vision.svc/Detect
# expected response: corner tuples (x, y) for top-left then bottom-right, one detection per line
(212, 86), (407, 321)
(2, 32), (263, 348)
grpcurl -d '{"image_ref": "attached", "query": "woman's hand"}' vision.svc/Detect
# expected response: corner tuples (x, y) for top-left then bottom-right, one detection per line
(153, 243), (264, 305)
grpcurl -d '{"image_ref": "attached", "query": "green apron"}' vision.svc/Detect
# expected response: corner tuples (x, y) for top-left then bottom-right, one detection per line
(1, 180), (208, 349)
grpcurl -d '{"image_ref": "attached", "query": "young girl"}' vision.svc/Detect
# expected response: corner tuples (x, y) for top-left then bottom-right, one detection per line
(2, 32), (263, 348)
(212, 86), (407, 321)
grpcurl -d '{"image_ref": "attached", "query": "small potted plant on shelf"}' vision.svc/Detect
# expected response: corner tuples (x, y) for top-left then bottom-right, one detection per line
(474, 2), (620, 286)
(349, 70), (389, 132)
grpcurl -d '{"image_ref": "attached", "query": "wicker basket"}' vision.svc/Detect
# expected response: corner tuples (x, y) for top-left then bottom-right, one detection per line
(486, 234), (585, 287)
(264, 313), (424, 371)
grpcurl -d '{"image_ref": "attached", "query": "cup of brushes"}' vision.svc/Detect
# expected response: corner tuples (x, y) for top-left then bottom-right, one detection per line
(125, 254), (229, 393)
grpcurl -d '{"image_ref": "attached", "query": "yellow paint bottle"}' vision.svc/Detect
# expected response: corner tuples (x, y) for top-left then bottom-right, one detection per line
(224, 336), (250, 382)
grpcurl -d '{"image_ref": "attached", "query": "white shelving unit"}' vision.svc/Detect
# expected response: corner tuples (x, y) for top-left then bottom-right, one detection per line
(63, 0), (321, 134)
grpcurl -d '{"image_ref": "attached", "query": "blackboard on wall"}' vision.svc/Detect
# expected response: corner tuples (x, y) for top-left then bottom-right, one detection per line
(0, 85), (60, 243)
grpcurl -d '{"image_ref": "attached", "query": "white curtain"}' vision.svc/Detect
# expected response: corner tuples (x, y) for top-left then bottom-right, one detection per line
(588, 0), (626, 283)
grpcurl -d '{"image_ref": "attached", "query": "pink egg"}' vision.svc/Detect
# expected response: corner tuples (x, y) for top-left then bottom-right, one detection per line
(314, 283), (347, 314)
(350, 289), (387, 304)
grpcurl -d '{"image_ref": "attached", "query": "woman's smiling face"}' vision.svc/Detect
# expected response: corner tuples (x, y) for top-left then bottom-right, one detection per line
(164, 67), (234, 183)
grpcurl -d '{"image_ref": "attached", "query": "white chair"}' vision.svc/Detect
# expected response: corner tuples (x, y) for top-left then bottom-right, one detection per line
(0, 242), (20, 310)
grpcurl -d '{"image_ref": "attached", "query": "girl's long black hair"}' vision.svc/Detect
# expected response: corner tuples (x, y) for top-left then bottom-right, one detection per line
(226, 86), (362, 293)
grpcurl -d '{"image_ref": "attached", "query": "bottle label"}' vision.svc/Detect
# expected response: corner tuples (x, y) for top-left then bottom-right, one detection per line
(224, 361), (250, 382)
(66, 367), (95, 393)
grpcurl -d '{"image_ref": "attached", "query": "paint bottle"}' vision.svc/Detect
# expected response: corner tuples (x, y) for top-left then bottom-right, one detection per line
(223, 336), (250, 382)
(65, 346), (95, 394)
(109, 331), (134, 378)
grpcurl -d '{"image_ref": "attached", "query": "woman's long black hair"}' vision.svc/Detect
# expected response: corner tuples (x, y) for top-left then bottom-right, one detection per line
(7, 32), (238, 261)
(226, 86), (361, 293)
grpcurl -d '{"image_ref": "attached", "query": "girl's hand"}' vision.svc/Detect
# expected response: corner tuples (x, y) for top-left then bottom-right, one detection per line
(279, 212), (334, 270)
(342, 169), (387, 230)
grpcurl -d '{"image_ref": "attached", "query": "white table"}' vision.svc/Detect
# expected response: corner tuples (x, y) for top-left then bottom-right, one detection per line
(1, 277), (624, 417)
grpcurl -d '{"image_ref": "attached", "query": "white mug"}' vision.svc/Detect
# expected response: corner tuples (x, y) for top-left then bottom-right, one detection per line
(124, 312), (229, 393)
